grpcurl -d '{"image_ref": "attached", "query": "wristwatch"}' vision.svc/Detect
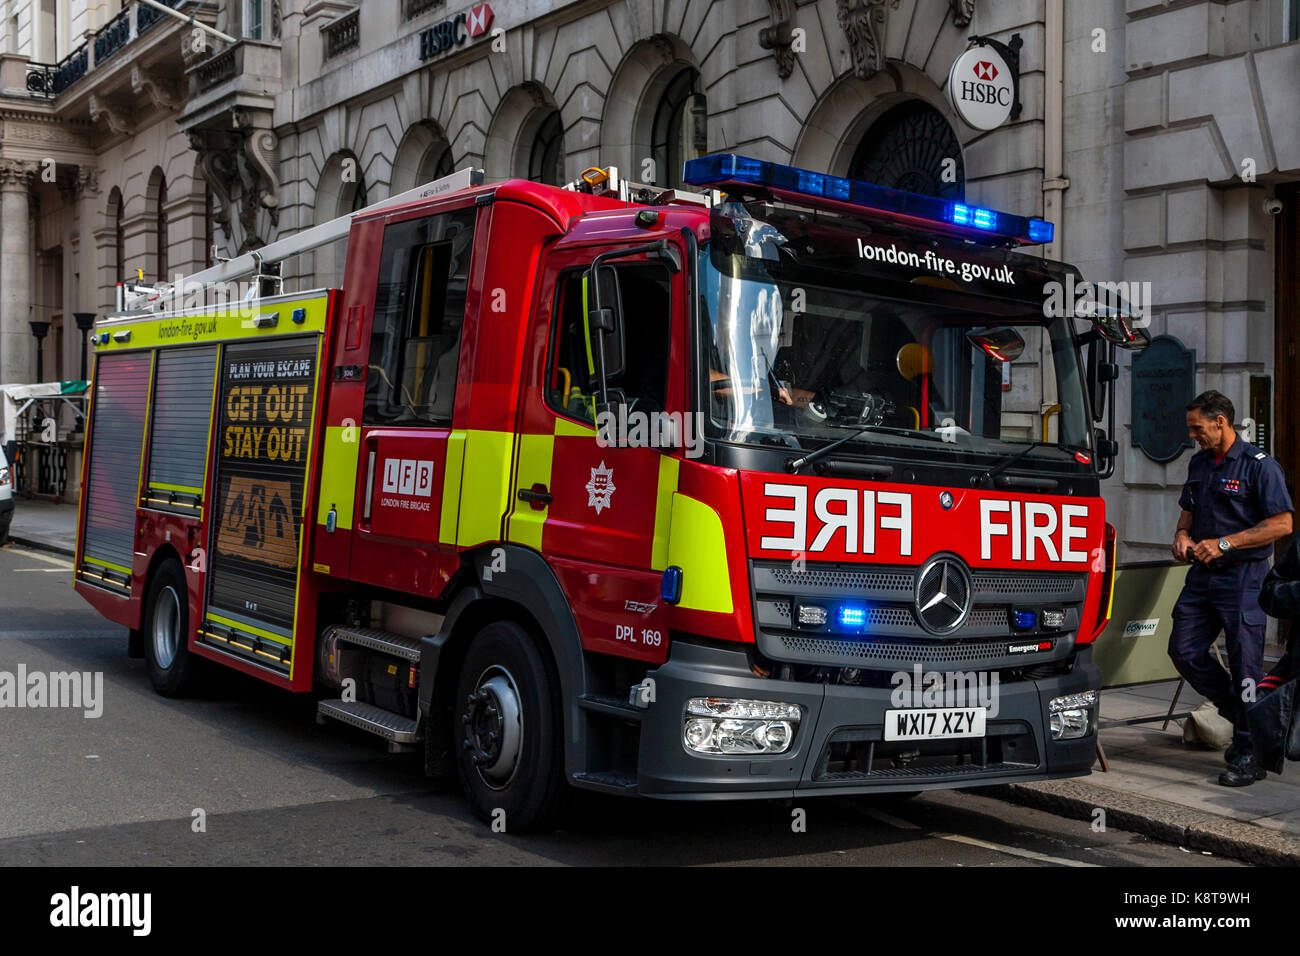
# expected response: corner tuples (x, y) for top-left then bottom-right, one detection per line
(1218, 536), (1232, 553)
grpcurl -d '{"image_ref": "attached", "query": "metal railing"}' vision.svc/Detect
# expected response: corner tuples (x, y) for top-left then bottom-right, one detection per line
(323, 8), (360, 59)
(93, 6), (133, 67)
(404, 0), (444, 19)
(24, 45), (89, 98)
(20, 1), (205, 100)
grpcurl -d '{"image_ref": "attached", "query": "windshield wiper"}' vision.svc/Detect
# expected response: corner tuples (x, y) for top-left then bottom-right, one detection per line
(977, 441), (1086, 487)
(786, 422), (950, 474)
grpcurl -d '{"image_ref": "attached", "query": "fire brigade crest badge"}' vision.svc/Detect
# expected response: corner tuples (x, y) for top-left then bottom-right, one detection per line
(585, 461), (616, 514)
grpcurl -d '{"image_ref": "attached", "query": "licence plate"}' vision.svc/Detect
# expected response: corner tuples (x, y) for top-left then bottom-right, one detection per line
(884, 707), (987, 741)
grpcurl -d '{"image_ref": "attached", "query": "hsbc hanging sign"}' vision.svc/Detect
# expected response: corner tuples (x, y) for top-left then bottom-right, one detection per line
(418, 2), (494, 60)
(948, 45), (1014, 130)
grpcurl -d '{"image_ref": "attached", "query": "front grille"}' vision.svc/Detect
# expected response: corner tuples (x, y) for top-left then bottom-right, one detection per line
(775, 633), (1060, 664)
(812, 722), (1040, 782)
(752, 558), (1086, 670)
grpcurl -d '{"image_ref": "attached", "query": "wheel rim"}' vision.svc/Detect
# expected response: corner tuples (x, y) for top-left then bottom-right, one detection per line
(152, 585), (181, 670)
(461, 666), (523, 790)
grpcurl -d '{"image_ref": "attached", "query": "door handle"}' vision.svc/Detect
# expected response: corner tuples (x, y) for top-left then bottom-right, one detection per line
(517, 485), (552, 509)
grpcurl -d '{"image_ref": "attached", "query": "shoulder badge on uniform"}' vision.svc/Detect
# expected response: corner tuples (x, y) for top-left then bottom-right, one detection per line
(1255, 452), (1267, 460)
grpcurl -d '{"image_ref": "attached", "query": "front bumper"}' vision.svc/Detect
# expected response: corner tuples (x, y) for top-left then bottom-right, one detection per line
(637, 640), (1099, 798)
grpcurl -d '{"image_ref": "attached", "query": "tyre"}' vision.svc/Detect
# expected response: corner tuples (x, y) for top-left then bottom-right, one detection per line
(143, 559), (200, 697)
(454, 620), (566, 832)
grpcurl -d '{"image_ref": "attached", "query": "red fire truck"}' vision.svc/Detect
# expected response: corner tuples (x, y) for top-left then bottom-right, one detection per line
(75, 155), (1145, 829)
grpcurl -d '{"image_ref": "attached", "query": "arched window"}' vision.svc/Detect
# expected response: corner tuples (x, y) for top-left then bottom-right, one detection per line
(349, 173), (368, 212)
(424, 146), (453, 183)
(849, 101), (964, 200)
(651, 68), (706, 188)
(528, 110), (564, 186)
(155, 175), (168, 282)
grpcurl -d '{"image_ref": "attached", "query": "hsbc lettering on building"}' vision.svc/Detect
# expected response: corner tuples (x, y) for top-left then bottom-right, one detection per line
(418, 2), (495, 60)
(948, 46), (1014, 130)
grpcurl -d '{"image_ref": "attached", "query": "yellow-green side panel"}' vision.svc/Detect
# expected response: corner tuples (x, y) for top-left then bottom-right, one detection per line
(508, 433), (554, 551)
(650, 456), (680, 571)
(457, 430), (514, 547)
(667, 493), (733, 613)
(315, 425), (361, 531)
(440, 431), (468, 545)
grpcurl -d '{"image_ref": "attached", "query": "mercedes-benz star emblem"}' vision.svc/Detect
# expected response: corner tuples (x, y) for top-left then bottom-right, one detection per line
(914, 554), (973, 635)
(939, 491), (954, 510)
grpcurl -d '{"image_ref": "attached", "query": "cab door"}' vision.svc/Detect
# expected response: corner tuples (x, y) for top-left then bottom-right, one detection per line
(347, 205), (481, 594)
(506, 243), (687, 663)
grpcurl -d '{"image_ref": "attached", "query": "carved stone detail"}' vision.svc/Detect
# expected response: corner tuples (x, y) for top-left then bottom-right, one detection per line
(0, 158), (37, 190)
(130, 65), (180, 111)
(758, 0), (796, 80)
(950, 0), (975, 28)
(89, 94), (132, 136)
(836, 0), (900, 80)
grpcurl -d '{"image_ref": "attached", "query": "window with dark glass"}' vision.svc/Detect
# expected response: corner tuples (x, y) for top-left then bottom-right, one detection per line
(156, 176), (168, 282)
(546, 263), (672, 424)
(365, 209), (476, 425)
(528, 111), (564, 186)
(651, 68), (707, 188)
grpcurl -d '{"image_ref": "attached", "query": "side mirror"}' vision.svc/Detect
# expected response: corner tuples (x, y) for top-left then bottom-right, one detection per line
(966, 327), (1026, 363)
(586, 265), (626, 380)
(1092, 305), (1151, 351)
(1085, 340), (1118, 423)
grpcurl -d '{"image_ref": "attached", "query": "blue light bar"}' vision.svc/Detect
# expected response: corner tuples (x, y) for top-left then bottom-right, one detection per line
(1012, 610), (1038, 629)
(661, 566), (683, 605)
(838, 605), (867, 629)
(683, 154), (1055, 246)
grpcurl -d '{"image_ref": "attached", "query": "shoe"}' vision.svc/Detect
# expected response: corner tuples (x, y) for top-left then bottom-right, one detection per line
(1218, 751), (1267, 787)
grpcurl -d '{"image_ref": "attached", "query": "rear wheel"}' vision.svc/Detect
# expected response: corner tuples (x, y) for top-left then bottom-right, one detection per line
(454, 621), (566, 832)
(144, 559), (200, 697)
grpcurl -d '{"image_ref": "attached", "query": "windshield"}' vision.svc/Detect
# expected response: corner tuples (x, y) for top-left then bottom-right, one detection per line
(698, 204), (1091, 463)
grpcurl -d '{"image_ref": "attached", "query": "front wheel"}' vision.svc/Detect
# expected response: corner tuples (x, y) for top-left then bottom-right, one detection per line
(144, 559), (201, 697)
(454, 621), (566, 832)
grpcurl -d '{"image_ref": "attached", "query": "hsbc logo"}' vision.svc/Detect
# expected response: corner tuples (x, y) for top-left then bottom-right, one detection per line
(418, 3), (495, 60)
(382, 458), (435, 498)
(973, 60), (997, 81)
(467, 3), (493, 37)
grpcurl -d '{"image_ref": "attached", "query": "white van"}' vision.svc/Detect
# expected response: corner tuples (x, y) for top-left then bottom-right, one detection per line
(0, 444), (12, 545)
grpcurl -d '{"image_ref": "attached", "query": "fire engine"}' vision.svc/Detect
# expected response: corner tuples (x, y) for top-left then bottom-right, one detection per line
(74, 155), (1147, 829)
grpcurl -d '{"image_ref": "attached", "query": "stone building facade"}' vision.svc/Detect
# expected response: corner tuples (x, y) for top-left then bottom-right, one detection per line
(0, 0), (1296, 563)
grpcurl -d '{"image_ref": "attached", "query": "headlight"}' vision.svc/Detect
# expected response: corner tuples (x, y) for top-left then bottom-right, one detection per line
(683, 697), (801, 755)
(0, 466), (8, 484)
(1049, 689), (1098, 740)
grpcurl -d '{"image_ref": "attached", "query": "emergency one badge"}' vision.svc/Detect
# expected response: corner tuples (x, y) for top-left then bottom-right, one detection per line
(585, 461), (616, 514)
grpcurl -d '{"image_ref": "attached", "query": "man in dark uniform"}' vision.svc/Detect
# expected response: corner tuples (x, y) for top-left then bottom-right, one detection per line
(1170, 390), (1294, 786)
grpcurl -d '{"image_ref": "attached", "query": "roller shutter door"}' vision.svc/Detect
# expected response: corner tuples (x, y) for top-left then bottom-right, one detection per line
(204, 337), (319, 670)
(144, 346), (218, 515)
(80, 352), (151, 589)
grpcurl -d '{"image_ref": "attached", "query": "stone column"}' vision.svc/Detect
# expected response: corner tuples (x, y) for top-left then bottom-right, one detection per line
(0, 159), (36, 386)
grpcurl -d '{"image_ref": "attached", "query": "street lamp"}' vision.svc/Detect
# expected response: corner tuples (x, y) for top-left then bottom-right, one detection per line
(73, 313), (96, 382)
(28, 320), (50, 383)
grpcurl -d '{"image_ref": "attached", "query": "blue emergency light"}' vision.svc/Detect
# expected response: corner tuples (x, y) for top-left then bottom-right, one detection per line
(838, 605), (868, 629)
(682, 154), (1054, 246)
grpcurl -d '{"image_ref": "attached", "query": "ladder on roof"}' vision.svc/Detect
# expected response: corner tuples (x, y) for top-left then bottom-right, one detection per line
(117, 167), (485, 314)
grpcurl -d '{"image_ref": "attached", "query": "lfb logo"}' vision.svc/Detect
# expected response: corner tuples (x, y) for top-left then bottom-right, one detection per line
(973, 60), (998, 81)
(383, 458), (434, 497)
(467, 3), (494, 37)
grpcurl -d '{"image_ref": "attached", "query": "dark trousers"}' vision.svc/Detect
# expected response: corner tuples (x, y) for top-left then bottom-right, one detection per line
(1169, 560), (1269, 739)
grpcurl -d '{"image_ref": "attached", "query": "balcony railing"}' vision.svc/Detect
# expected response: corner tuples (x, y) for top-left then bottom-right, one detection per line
(25, 45), (89, 98)
(93, 6), (133, 67)
(323, 9), (360, 60)
(196, 46), (238, 94)
(20, 1), (209, 101)
(137, 0), (181, 37)
(404, 0), (445, 19)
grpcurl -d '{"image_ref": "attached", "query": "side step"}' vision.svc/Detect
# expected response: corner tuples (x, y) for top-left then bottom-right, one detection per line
(326, 625), (422, 661)
(317, 699), (421, 752)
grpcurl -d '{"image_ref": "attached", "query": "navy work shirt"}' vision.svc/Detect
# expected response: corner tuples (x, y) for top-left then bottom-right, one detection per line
(1179, 435), (1294, 565)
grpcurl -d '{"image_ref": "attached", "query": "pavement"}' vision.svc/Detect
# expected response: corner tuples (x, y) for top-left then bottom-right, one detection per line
(6, 497), (78, 557)
(8, 497), (1299, 865)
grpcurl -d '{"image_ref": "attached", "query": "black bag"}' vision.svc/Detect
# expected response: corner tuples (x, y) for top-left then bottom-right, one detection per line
(1247, 679), (1300, 774)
